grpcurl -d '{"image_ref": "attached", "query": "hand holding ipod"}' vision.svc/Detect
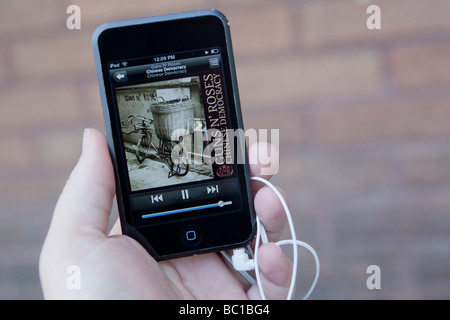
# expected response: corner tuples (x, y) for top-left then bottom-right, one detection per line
(39, 10), (314, 300)
(92, 10), (256, 260)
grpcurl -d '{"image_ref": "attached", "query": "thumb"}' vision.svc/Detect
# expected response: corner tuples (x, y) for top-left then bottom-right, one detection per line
(47, 128), (116, 239)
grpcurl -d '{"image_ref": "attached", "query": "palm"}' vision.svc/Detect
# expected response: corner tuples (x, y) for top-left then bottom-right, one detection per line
(44, 229), (250, 299)
(92, 235), (248, 299)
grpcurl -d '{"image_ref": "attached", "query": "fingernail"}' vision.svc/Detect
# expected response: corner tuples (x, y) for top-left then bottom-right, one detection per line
(82, 128), (91, 153)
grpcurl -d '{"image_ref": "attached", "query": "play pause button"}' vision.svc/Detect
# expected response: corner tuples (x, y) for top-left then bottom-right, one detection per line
(181, 189), (190, 200)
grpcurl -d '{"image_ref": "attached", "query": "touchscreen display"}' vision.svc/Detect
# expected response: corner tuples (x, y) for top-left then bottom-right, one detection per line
(108, 48), (244, 224)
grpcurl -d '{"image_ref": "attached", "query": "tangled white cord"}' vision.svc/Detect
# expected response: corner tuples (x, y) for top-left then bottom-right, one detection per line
(221, 176), (320, 300)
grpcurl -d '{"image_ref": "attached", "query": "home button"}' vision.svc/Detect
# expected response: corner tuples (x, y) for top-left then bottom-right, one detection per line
(180, 225), (202, 247)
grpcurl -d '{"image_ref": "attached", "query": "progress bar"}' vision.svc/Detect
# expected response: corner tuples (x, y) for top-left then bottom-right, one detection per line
(141, 200), (233, 219)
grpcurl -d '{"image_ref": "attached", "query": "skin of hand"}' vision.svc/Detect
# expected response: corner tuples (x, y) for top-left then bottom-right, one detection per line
(39, 128), (292, 300)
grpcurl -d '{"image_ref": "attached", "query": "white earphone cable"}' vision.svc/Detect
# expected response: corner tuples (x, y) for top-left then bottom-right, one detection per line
(223, 176), (320, 300)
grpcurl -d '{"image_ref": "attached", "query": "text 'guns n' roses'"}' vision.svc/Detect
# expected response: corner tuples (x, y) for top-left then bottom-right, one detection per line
(202, 72), (232, 166)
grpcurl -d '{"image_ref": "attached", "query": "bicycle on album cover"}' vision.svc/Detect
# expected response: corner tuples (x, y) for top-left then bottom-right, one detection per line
(120, 114), (189, 178)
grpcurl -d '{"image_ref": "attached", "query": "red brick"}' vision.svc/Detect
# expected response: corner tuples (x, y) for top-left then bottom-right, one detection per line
(11, 33), (94, 84)
(227, 4), (294, 57)
(0, 84), (83, 130)
(242, 108), (308, 147)
(299, 0), (450, 48)
(314, 97), (450, 146)
(1, 0), (209, 42)
(76, 80), (104, 125)
(34, 130), (82, 172)
(389, 41), (450, 91)
(0, 135), (34, 174)
(399, 144), (450, 189)
(277, 148), (397, 196)
(77, 0), (208, 27)
(237, 49), (383, 109)
(214, 0), (272, 10)
(0, 0), (62, 40)
(0, 175), (65, 210)
(0, 47), (7, 87)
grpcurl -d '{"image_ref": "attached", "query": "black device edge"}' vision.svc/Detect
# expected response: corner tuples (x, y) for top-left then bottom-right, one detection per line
(92, 9), (256, 260)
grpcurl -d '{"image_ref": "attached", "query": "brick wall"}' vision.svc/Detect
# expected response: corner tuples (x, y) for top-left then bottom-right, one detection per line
(0, 0), (449, 299)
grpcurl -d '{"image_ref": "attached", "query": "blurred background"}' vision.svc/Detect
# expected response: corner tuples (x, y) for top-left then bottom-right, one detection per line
(1, 0), (450, 299)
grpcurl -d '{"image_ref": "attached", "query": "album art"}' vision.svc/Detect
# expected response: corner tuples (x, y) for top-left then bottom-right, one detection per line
(116, 74), (236, 192)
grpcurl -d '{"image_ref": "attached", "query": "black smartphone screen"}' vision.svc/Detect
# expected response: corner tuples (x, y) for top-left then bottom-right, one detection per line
(93, 10), (256, 260)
